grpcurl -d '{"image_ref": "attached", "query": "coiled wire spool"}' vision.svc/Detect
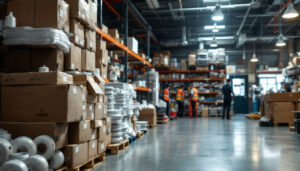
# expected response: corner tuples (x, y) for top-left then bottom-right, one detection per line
(0, 138), (13, 165)
(34, 135), (55, 160)
(0, 129), (11, 140)
(9, 152), (29, 161)
(0, 159), (28, 171)
(12, 137), (37, 156)
(48, 151), (64, 170)
(111, 137), (123, 144)
(111, 131), (123, 138)
(24, 155), (48, 171)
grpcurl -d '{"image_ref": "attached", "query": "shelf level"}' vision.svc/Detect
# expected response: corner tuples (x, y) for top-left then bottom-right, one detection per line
(171, 92), (220, 95)
(257, 70), (282, 74)
(199, 101), (223, 104)
(135, 87), (151, 92)
(158, 70), (226, 74)
(96, 28), (152, 67)
(159, 78), (226, 82)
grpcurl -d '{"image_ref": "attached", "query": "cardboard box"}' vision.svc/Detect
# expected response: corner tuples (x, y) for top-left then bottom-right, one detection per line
(105, 133), (111, 146)
(81, 50), (96, 72)
(88, 0), (97, 29)
(8, 0), (69, 31)
(202, 107), (209, 117)
(272, 102), (294, 124)
(31, 49), (64, 72)
(73, 75), (103, 95)
(65, 43), (82, 71)
(188, 54), (196, 67)
(69, 121), (92, 144)
(100, 64), (108, 79)
(160, 55), (169, 67)
(95, 103), (104, 120)
(97, 125), (106, 142)
(93, 75), (105, 91)
(181, 59), (187, 70)
(96, 39), (106, 51)
(127, 37), (138, 54)
(197, 66), (209, 71)
(97, 141), (106, 154)
(265, 93), (300, 102)
(1, 85), (85, 122)
(96, 49), (108, 67)
(2, 72), (73, 85)
(152, 57), (160, 67)
(103, 105), (107, 118)
(87, 95), (97, 104)
(85, 28), (96, 52)
(5, 49), (30, 73)
(70, 19), (85, 47)
(62, 142), (88, 168)
(0, 122), (68, 149)
(65, 0), (89, 25)
(102, 117), (111, 134)
(87, 103), (95, 120)
(91, 120), (103, 128)
(108, 29), (119, 40)
(139, 108), (157, 127)
(91, 129), (97, 140)
(88, 140), (98, 159)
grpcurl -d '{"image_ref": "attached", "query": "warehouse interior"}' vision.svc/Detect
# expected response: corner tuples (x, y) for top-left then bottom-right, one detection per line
(0, 0), (300, 170)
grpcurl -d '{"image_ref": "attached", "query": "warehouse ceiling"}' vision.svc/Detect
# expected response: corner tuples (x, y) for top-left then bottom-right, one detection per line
(103, 0), (300, 48)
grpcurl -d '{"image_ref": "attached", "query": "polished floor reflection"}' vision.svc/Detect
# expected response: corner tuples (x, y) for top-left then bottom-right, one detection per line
(96, 115), (300, 171)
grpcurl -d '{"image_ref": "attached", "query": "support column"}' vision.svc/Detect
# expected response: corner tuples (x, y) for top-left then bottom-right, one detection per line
(146, 26), (151, 102)
(124, 0), (129, 83)
(97, 0), (103, 28)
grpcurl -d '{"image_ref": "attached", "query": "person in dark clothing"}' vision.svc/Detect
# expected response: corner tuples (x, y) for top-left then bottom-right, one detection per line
(222, 79), (234, 120)
(176, 85), (185, 117)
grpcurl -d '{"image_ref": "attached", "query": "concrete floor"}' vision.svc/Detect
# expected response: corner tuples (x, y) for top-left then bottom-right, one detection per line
(96, 115), (300, 171)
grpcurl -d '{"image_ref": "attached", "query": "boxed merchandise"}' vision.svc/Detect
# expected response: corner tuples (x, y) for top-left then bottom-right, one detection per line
(5, 49), (30, 73)
(91, 129), (97, 140)
(100, 64), (108, 79)
(65, 0), (90, 25)
(139, 52), (146, 59)
(197, 66), (209, 71)
(188, 54), (196, 67)
(87, 95), (98, 103)
(1, 85), (85, 122)
(127, 37), (138, 54)
(96, 39), (107, 50)
(1, 72), (73, 85)
(87, 103), (95, 120)
(96, 49), (108, 67)
(202, 107), (209, 117)
(8, 0), (70, 32)
(272, 102), (294, 124)
(89, 0), (97, 29)
(181, 59), (187, 70)
(265, 93), (300, 102)
(139, 108), (157, 127)
(63, 142), (88, 168)
(65, 43), (82, 71)
(91, 120), (103, 129)
(70, 19), (85, 47)
(98, 141), (106, 154)
(97, 125), (106, 142)
(102, 117), (111, 134)
(69, 121), (92, 144)
(73, 75), (103, 95)
(81, 49), (96, 72)
(152, 57), (160, 67)
(0, 122), (68, 149)
(88, 140), (98, 159)
(85, 28), (96, 52)
(31, 49), (64, 72)
(108, 29), (119, 40)
(105, 133), (111, 146)
(95, 103), (104, 119)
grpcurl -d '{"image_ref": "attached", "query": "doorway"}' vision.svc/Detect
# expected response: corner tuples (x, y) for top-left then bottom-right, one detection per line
(230, 75), (248, 114)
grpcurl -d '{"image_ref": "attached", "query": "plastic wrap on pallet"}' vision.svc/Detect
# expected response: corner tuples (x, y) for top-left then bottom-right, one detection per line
(2, 27), (70, 53)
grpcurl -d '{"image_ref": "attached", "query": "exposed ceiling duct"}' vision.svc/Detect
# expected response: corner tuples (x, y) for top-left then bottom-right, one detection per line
(160, 26), (189, 47)
(145, 0), (160, 9)
(182, 26), (187, 45)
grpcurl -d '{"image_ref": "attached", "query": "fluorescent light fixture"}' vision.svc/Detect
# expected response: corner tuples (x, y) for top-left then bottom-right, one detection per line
(282, 3), (299, 19)
(276, 34), (286, 47)
(204, 25), (225, 29)
(250, 53), (258, 62)
(212, 28), (219, 32)
(212, 5), (224, 21)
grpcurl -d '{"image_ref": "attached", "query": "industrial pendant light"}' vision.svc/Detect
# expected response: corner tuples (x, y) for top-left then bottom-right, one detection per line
(251, 42), (258, 63)
(282, 3), (299, 19)
(212, 5), (224, 21)
(276, 34), (286, 47)
(210, 37), (218, 47)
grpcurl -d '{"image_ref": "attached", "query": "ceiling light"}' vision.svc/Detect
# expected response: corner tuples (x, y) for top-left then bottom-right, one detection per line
(212, 5), (224, 21)
(276, 34), (286, 47)
(212, 28), (219, 32)
(250, 53), (258, 63)
(204, 25), (225, 30)
(210, 38), (218, 47)
(282, 3), (299, 19)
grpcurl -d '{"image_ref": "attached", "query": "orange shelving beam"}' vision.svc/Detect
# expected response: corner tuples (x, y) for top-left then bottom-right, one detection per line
(96, 28), (152, 67)
(136, 87), (151, 92)
(159, 78), (226, 82)
(158, 70), (226, 74)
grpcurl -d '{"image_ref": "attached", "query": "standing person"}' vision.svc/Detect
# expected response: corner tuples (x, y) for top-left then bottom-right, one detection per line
(222, 79), (234, 120)
(189, 85), (198, 117)
(163, 85), (170, 116)
(176, 85), (185, 117)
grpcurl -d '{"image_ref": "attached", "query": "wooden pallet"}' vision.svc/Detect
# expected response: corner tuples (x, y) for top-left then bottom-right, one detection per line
(136, 132), (144, 139)
(68, 153), (105, 171)
(55, 166), (68, 171)
(106, 139), (129, 154)
(273, 122), (293, 127)
(290, 126), (295, 132)
(157, 120), (168, 124)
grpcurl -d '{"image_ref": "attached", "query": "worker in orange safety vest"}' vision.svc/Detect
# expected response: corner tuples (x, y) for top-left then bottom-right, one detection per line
(176, 85), (185, 117)
(163, 85), (170, 116)
(189, 85), (198, 117)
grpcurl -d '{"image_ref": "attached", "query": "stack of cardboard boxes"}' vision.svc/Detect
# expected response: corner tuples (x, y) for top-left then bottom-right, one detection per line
(152, 51), (171, 68)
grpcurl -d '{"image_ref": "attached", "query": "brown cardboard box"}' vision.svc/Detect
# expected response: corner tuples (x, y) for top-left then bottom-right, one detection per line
(90, 129), (97, 140)
(139, 108), (157, 127)
(88, 0), (97, 30)
(100, 64), (108, 79)
(97, 141), (106, 154)
(5, 49), (30, 73)
(152, 57), (160, 67)
(95, 103), (104, 120)
(1, 85), (85, 122)
(96, 49), (108, 67)
(8, 0), (69, 31)
(81, 103), (87, 120)
(265, 93), (300, 102)
(73, 75), (103, 95)
(85, 28), (96, 52)
(202, 107), (209, 117)
(62, 142), (88, 168)
(180, 59), (187, 70)
(105, 133), (111, 146)
(108, 29), (119, 40)
(69, 121), (92, 144)
(70, 19), (85, 47)
(160, 55), (169, 67)
(87, 103), (95, 120)
(272, 102), (294, 124)
(0, 122), (68, 149)
(197, 66), (209, 71)
(103, 105), (107, 118)
(31, 49), (64, 72)
(91, 120), (103, 129)
(93, 75), (105, 91)
(264, 102), (272, 120)
(2, 72), (73, 85)
(97, 125), (106, 142)
(81, 50), (96, 72)
(87, 95), (97, 104)
(65, 43), (82, 71)
(88, 140), (98, 159)
(102, 117), (111, 134)
(98, 95), (105, 104)
(96, 39), (106, 50)
(65, 0), (89, 25)
(188, 54), (196, 67)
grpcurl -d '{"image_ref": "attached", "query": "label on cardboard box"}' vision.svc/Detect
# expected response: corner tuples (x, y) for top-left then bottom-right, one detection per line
(91, 133), (96, 140)
(59, 7), (64, 18)
(92, 142), (96, 148)
(98, 104), (102, 110)
(71, 63), (75, 69)
(83, 123), (87, 129)
(82, 112), (86, 120)
(103, 126), (106, 133)
(89, 104), (93, 111)
(63, 76), (67, 82)
(73, 87), (77, 94)
(91, 113), (94, 120)
(75, 146), (79, 154)
(101, 143), (104, 150)
(98, 120), (102, 126)
(82, 94), (85, 101)
(82, 104), (86, 110)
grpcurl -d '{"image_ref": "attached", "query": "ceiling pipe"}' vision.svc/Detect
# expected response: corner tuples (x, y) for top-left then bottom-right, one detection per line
(182, 26), (187, 45)
(236, 6), (251, 36)
(168, 2), (177, 20)
(265, 0), (292, 28)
